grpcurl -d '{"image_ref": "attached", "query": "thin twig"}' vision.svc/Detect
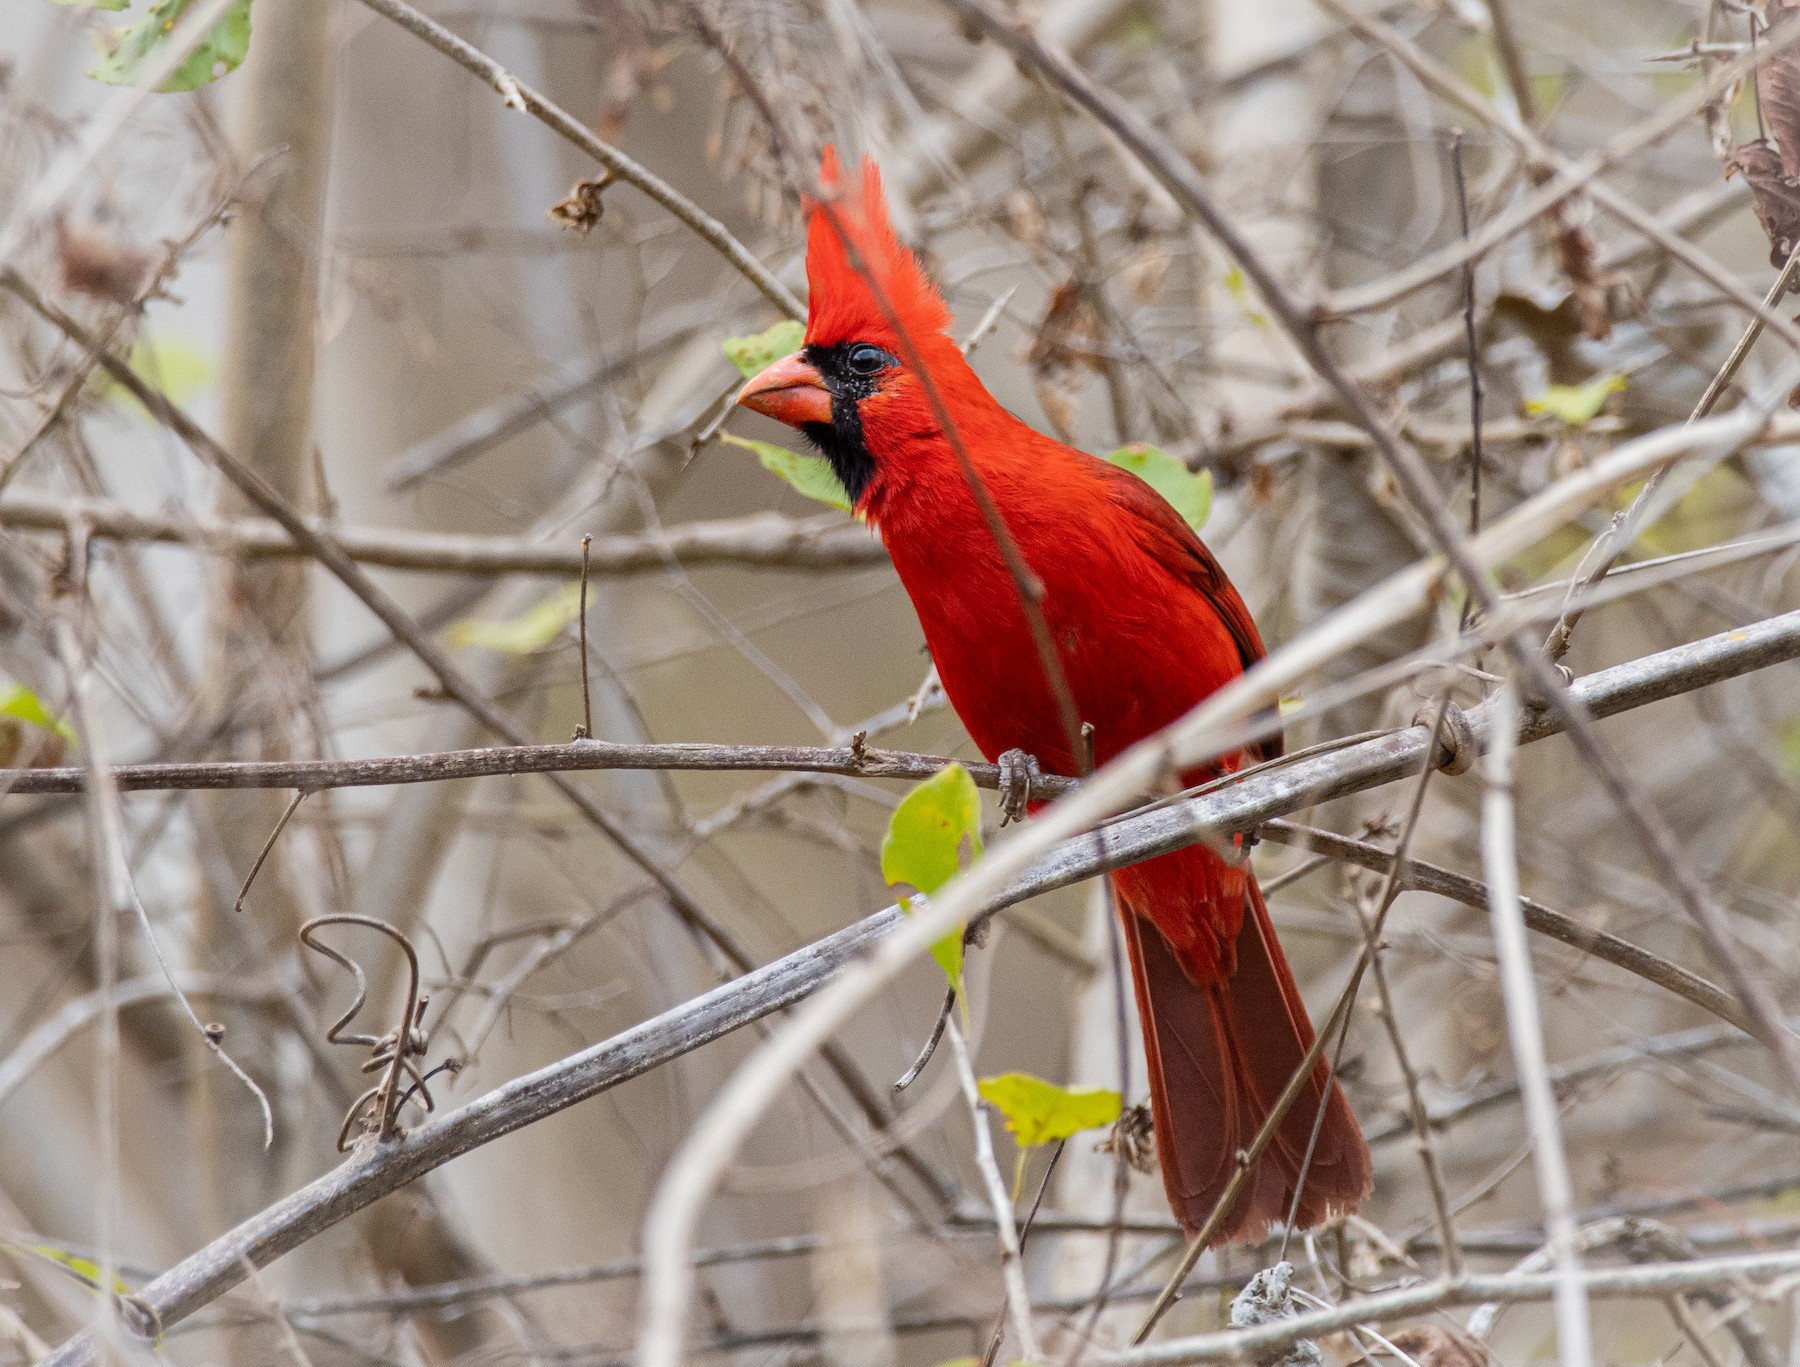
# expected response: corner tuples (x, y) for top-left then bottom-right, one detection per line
(945, 1016), (1044, 1365)
(232, 790), (307, 914)
(1255, 821), (1753, 1033)
(352, 0), (802, 317)
(893, 987), (956, 1092)
(1451, 133), (1483, 546)
(52, 601), (277, 1152)
(0, 974), (279, 1115)
(575, 535), (593, 741)
(1482, 685), (1592, 1367)
(1350, 869), (1463, 1279)
(978, 1139), (1067, 1367)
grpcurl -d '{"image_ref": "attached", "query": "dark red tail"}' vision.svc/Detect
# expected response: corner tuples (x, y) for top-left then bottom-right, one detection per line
(1118, 874), (1371, 1245)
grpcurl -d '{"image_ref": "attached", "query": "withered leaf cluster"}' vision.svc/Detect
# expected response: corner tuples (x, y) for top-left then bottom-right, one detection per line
(1731, 2), (1800, 286)
(1546, 200), (1613, 340)
(547, 176), (612, 235)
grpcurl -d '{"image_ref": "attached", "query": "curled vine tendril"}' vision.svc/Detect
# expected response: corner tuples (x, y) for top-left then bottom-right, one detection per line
(299, 915), (459, 1150)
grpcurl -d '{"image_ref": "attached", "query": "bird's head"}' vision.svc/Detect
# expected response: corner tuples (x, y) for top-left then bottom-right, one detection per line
(735, 147), (970, 510)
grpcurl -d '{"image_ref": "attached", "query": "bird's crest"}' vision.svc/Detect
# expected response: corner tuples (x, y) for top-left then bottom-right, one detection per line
(804, 147), (953, 353)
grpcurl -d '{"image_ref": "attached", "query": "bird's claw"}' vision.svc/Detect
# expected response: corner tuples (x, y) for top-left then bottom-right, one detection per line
(996, 748), (1042, 825)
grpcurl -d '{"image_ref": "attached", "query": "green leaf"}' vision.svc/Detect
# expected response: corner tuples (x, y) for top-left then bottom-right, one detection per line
(52, 0), (130, 10)
(0, 684), (76, 742)
(3, 1240), (131, 1295)
(881, 763), (984, 993)
(721, 432), (852, 513)
(722, 319), (805, 379)
(446, 584), (581, 654)
(96, 333), (215, 412)
(1525, 373), (1627, 428)
(1104, 444), (1212, 531)
(89, 0), (253, 92)
(976, 1072), (1121, 1149)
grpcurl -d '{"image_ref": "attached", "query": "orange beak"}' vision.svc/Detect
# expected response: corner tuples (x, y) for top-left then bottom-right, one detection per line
(736, 351), (833, 429)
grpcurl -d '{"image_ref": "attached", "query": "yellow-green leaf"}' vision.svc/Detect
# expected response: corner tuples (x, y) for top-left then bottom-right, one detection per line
(882, 763), (983, 897)
(446, 584), (580, 653)
(721, 432), (852, 513)
(96, 334), (215, 412)
(1525, 374), (1626, 428)
(0, 684), (76, 742)
(52, 0), (130, 10)
(89, 0), (253, 91)
(722, 319), (805, 379)
(1449, 35), (1499, 99)
(3, 1241), (131, 1296)
(1220, 266), (1267, 329)
(977, 1072), (1121, 1149)
(1104, 444), (1212, 531)
(881, 763), (984, 993)
(1780, 716), (1800, 774)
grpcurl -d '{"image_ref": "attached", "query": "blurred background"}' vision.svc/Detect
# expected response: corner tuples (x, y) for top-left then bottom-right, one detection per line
(2, 0), (1799, 1364)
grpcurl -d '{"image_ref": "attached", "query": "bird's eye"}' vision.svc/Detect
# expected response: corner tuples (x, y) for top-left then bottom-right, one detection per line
(846, 344), (890, 376)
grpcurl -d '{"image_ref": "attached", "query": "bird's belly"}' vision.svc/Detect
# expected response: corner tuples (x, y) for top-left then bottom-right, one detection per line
(918, 587), (1238, 780)
(924, 601), (1248, 982)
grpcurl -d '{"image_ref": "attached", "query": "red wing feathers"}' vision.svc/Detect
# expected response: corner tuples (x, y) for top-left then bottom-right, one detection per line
(1093, 458), (1283, 762)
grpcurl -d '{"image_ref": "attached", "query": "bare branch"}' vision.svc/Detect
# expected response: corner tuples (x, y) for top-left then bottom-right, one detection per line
(0, 491), (883, 577)
(1481, 685), (1593, 1367)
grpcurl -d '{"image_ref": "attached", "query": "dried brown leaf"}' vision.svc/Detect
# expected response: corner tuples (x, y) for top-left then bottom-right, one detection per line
(1026, 278), (1104, 376)
(1546, 199), (1612, 341)
(1491, 291), (1585, 385)
(1093, 1101), (1156, 1175)
(1760, 5), (1800, 180)
(55, 218), (154, 304)
(1727, 140), (1800, 283)
(547, 177), (610, 235)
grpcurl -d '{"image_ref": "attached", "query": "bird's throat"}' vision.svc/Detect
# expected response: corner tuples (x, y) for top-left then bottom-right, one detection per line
(800, 405), (877, 509)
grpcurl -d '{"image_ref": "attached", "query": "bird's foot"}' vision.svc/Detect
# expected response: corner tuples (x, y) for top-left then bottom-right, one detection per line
(996, 748), (1042, 826)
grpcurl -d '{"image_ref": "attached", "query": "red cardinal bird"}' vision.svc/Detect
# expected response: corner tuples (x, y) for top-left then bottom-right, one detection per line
(736, 149), (1371, 1244)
